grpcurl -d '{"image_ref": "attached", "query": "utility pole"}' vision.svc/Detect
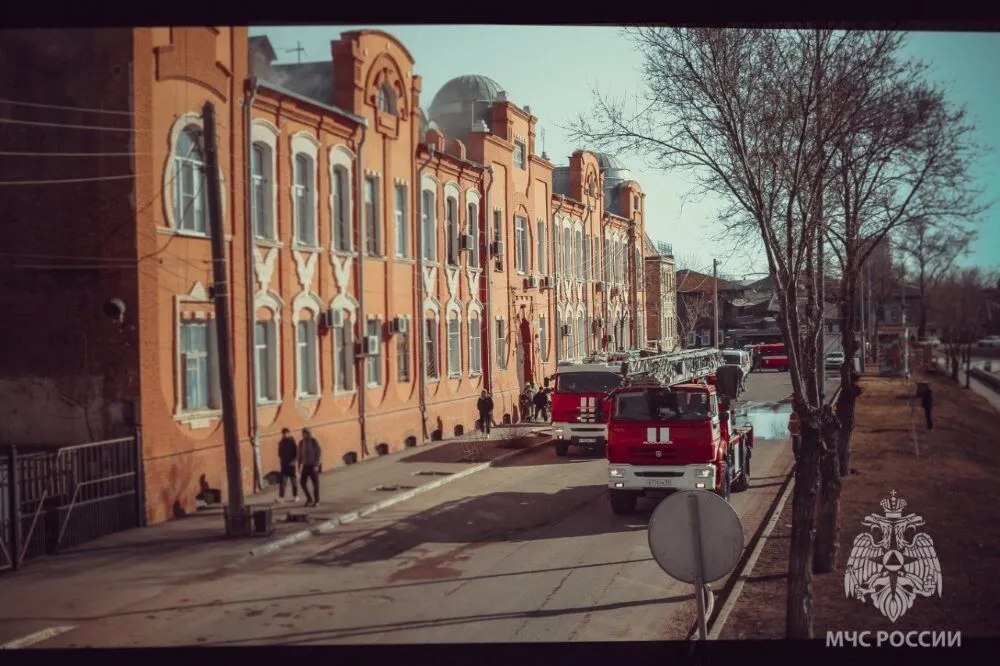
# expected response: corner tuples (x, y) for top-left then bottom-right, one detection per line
(202, 101), (246, 535)
(859, 260), (866, 373)
(712, 258), (719, 349)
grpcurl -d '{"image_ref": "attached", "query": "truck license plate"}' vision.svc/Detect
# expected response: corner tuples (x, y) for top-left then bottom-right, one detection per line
(578, 438), (596, 443)
(647, 478), (674, 488)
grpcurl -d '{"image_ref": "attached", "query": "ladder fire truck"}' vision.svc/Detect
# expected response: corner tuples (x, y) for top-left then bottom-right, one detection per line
(604, 347), (754, 514)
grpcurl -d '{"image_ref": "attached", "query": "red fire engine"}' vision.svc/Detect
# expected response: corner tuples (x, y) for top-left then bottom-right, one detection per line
(756, 342), (790, 372)
(604, 348), (754, 514)
(549, 357), (627, 457)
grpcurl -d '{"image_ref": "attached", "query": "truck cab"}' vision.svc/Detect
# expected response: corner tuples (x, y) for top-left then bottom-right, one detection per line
(550, 363), (623, 456)
(758, 342), (789, 372)
(605, 382), (754, 515)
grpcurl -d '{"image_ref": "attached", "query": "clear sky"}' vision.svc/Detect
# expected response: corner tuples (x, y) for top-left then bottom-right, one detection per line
(250, 26), (1000, 280)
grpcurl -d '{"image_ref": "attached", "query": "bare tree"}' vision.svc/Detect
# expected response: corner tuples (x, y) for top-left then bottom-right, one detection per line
(813, 34), (987, 574)
(933, 267), (994, 383)
(676, 289), (709, 347)
(897, 218), (977, 339)
(566, 27), (836, 638)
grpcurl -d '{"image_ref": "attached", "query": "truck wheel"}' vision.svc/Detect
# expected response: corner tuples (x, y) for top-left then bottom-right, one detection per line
(715, 460), (731, 502)
(555, 440), (569, 457)
(732, 445), (751, 493)
(609, 490), (638, 515)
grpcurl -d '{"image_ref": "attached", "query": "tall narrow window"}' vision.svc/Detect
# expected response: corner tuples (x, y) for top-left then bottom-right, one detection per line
(366, 319), (381, 386)
(364, 176), (380, 256)
(333, 166), (351, 252)
(446, 197), (459, 266)
(253, 319), (277, 403)
(562, 228), (572, 278)
(421, 190), (436, 261)
(447, 314), (461, 377)
(425, 316), (439, 379)
(515, 216), (528, 274)
(396, 320), (410, 382)
(539, 315), (548, 362)
(577, 316), (587, 358)
(377, 83), (397, 115)
(467, 202), (480, 268)
(565, 320), (575, 360)
(180, 321), (213, 410)
(496, 318), (507, 369)
(295, 319), (319, 397)
(583, 233), (591, 280)
(536, 220), (547, 275)
(492, 210), (503, 271)
(513, 140), (526, 169)
(294, 155), (316, 246)
(602, 238), (609, 282)
(575, 230), (583, 279)
(173, 127), (207, 234)
(469, 314), (482, 374)
(334, 312), (354, 391)
(394, 184), (408, 258)
(251, 143), (272, 239)
(552, 221), (560, 275)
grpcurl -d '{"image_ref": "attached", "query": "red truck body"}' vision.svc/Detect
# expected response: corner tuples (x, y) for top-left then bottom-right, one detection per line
(605, 382), (754, 514)
(549, 362), (623, 456)
(757, 342), (790, 372)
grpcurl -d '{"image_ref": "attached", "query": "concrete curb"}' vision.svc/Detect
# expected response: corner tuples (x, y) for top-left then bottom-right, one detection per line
(707, 468), (795, 640)
(235, 437), (552, 563)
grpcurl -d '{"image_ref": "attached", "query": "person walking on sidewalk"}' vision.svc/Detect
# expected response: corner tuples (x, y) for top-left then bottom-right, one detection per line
(920, 384), (934, 431)
(276, 428), (300, 504)
(298, 428), (323, 507)
(477, 390), (495, 438)
(533, 383), (550, 422)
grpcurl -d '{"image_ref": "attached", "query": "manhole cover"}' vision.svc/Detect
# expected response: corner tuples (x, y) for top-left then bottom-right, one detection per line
(412, 470), (453, 477)
(370, 485), (417, 492)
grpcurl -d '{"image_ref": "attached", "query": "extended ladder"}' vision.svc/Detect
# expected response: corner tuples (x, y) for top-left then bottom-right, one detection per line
(620, 348), (724, 387)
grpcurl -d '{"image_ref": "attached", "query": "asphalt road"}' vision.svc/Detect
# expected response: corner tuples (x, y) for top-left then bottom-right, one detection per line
(34, 373), (797, 647)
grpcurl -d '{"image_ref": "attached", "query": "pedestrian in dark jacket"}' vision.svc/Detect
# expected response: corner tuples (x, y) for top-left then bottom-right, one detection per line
(298, 428), (323, 507)
(920, 385), (934, 431)
(477, 390), (495, 437)
(533, 386), (550, 421)
(276, 428), (299, 504)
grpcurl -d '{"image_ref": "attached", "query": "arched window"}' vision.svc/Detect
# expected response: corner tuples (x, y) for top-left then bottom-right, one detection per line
(253, 308), (279, 402)
(424, 312), (440, 379)
(469, 313), (482, 374)
(333, 309), (355, 392)
(447, 311), (461, 377)
(295, 316), (319, 397)
(422, 190), (437, 262)
(173, 127), (207, 234)
(294, 154), (316, 246)
(377, 83), (397, 115)
(332, 166), (351, 251)
(250, 142), (273, 239)
(446, 197), (459, 266)
(467, 202), (480, 268)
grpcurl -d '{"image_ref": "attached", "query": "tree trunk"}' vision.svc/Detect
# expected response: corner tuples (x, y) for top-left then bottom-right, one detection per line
(786, 422), (823, 639)
(814, 405), (843, 574)
(950, 347), (959, 382)
(964, 344), (971, 389)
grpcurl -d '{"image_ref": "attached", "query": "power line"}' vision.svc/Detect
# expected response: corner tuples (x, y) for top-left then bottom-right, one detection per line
(0, 98), (133, 116)
(0, 117), (140, 133)
(0, 150), (156, 158)
(0, 173), (146, 186)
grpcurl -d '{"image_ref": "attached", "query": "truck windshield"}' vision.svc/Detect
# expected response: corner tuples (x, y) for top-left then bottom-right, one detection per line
(554, 372), (622, 395)
(723, 352), (742, 365)
(614, 389), (712, 422)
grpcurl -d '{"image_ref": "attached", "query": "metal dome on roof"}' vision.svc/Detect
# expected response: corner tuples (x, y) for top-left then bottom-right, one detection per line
(594, 152), (628, 171)
(595, 151), (631, 188)
(429, 74), (505, 111)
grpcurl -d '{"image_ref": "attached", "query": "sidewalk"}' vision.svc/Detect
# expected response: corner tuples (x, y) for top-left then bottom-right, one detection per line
(714, 368), (1000, 639)
(0, 425), (551, 646)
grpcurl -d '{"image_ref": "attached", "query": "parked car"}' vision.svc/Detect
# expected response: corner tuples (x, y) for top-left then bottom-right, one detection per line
(919, 337), (941, 348)
(825, 351), (845, 369)
(977, 335), (1000, 348)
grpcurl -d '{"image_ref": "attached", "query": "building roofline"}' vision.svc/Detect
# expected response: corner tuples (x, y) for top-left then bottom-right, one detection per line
(255, 79), (368, 127)
(417, 143), (486, 171)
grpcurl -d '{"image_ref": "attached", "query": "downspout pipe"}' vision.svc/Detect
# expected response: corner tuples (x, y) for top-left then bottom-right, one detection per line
(416, 146), (435, 440)
(552, 194), (567, 363)
(243, 76), (262, 492)
(355, 124), (369, 458)
(483, 164), (495, 393)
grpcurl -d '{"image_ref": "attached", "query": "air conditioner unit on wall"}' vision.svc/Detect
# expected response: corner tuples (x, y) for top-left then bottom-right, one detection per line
(525, 275), (537, 289)
(363, 335), (380, 355)
(491, 240), (505, 256)
(326, 308), (343, 328)
(560, 324), (571, 337)
(459, 234), (475, 251)
(539, 276), (552, 290)
(388, 316), (409, 335)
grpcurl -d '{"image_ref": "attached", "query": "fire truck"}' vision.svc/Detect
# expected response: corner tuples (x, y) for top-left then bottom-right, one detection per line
(757, 342), (790, 372)
(549, 357), (626, 457)
(604, 348), (755, 514)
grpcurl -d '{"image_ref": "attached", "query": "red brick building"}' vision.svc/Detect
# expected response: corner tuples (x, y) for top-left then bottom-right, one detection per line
(0, 27), (663, 526)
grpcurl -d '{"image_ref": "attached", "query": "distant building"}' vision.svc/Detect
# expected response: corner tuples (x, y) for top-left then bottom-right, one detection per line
(643, 235), (678, 351)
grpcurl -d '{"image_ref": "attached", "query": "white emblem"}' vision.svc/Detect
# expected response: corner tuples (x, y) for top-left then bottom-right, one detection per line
(844, 490), (942, 623)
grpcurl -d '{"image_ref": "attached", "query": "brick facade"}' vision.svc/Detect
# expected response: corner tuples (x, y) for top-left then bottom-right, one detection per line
(0, 27), (668, 526)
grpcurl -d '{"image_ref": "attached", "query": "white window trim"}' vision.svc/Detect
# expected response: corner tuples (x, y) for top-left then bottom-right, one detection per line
(173, 281), (221, 423)
(292, 290), (324, 400)
(468, 299), (484, 377)
(290, 132), (321, 250)
(394, 180), (410, 259)
(254, 290), (284, 405)
(162, 112), (227, 237)
(421, 174), (439, 264)
(446, 302), (463, 379)
(443, 181), (462, 267)
(465, 188), (482, 271)
(329, 294), (359, 396)
(329, 145), (356, 254)
(366, 315), (383, 387)
(535, 218), (547, 276)
(495, 316), (508, 370)
(395, 314), (412, 383)
(363, 171), (383, 257)
(251, 120), (280, 242)
(423, 297), (442, 382)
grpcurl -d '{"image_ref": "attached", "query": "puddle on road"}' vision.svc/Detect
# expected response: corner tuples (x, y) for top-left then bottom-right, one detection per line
(736, 401), (792, 440)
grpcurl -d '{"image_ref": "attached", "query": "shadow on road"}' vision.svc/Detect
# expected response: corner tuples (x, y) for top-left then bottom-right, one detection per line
(301, 485), (638, 569)
(494, 441), (606, 468)
(201, 592), (698, 645)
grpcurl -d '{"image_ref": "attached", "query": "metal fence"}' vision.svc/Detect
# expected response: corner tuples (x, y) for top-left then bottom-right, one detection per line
(0, 430), (144, 573)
